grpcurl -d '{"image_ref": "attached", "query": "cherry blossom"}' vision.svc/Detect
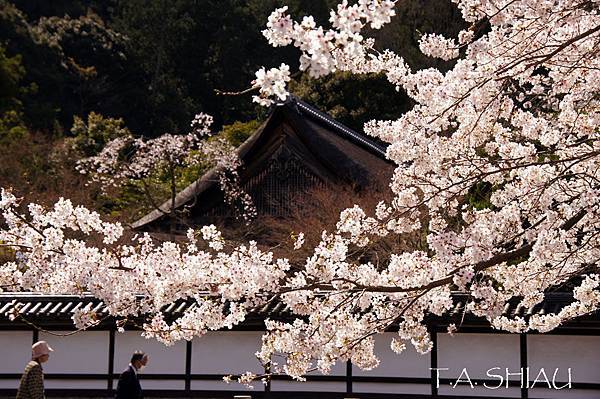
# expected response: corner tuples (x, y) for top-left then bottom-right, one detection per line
(76, 112), (256, 223)
(252, 64), (291, 106)
(76, 112), (215, 186)
(418, 33), (459, 60)
(292, 232), (305, 250)
(72, 307), (100, 329)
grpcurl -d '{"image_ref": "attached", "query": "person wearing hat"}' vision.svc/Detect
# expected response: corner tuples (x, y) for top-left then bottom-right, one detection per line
(16, 340), (53, 399)
(115, 351), (149, 399)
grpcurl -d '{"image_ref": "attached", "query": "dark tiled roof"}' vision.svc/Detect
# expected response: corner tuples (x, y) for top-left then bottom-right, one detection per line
(434, 292), (600, 330)
(0, 295), (91, 318)
(0, 294), (192, 328)
(0, 293), (271, 329)
(1, 292), (598, 332)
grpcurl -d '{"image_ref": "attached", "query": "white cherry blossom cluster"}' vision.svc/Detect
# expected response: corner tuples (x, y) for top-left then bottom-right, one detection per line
(76, 113), (215, 186)
(252, 63), (291, 106)
(190, 113), (213, 136)
(418, 33), (459, 60)
(292, 232), (304, 250)
(200, 225), (224, 251)
(72, 307), (100, 329)
(255, 0), (396, 103)
(76, 113), (256, 222)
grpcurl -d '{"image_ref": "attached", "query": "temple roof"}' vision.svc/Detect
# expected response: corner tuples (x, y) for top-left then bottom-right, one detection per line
(131, 96), (393, 231)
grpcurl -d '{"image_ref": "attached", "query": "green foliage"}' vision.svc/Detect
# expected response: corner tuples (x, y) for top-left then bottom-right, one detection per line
(0, 43), (27, 142)
(30, 13), (131, 128)
(110, 0), (279, 134)
(0, 44), (24, 107)
(111, 0), (197, 134)
(99, 159), (210, 221)
(467, 181), (493, 211)
(1, 1), (64, 130)
(1, 0), (467, 137)
(222, 119), (260, 147)
(98, 181), (147, 219)
(0, 110), (27, 142)
(0, 2), (133, 131)
(70, 112), (130, 156)
(11, 0), (115, 22)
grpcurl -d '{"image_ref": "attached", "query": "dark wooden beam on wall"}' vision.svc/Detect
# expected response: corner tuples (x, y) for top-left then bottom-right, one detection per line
(108, 329), (115, 391)
(520, 333), (528, 399)
(264, 360), (272, 395)
(346, 360), (353, 394)
(430, 331), (438, 397)
(185, 339), (192, 391)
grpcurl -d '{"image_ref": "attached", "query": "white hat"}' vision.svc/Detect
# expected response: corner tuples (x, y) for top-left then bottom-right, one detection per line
(32, 341), (53, 359)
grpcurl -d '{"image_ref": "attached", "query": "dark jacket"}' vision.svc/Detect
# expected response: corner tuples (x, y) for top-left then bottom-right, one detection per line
(115, 365), (143, 399)
(16, 360), (45, 399)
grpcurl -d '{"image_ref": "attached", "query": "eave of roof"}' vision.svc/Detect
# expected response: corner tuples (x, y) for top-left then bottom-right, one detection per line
(1, 292), (598, 333)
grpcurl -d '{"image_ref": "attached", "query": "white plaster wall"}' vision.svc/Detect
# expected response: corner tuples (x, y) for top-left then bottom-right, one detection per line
(270, 380), (346, 392)
(324, 361), (345, 376)
(135, 379), (184, 390)
(5, 328), (597, 398)
(352, 332), (430, 378)
(39, 331), (108, 374)
(353, 382), (430, 394)
(113, 331), (186, 375)
(0, 331), (33, 373)
(436, 333), (521, 397)
(190, 380), (262, 391)
(438, 384), (521, 397)
(44, 379), (106, 389)
(191, 331), (264, 374)
(528, 335), (600, 383)
(0, 379), (20, 389)
(437, 333), (520, 379)
(530, 388), (600, 399)
(190, 331), (348, 391)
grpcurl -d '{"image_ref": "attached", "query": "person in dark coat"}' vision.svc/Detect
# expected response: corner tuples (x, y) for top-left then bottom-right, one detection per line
(115, 351), (149, 399)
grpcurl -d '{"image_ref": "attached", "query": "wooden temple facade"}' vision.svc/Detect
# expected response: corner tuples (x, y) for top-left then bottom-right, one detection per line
(131, 97), (392, 232)
(0, 98), (599, 399)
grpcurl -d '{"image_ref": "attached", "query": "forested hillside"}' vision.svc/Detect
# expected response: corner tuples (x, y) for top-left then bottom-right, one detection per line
(0, 0), (465, 220)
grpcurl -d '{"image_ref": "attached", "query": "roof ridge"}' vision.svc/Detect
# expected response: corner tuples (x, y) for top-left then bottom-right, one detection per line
(286, 96), (388, 158)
